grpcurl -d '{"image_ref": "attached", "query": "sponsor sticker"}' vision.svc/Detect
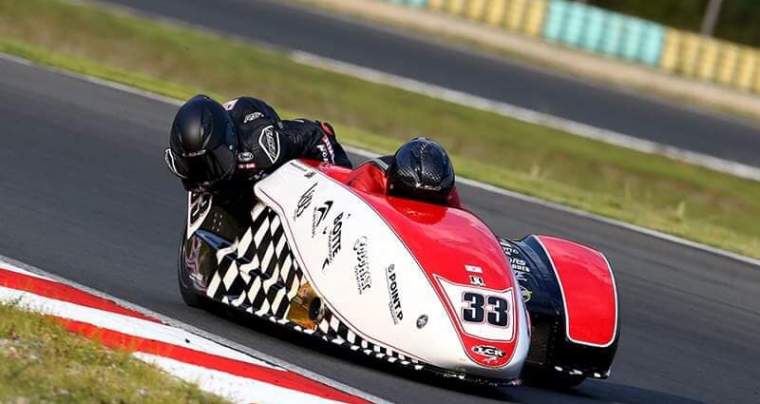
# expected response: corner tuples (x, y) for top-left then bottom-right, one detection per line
(238, 162), (258, 170)
(222, 98), (239, 110)
(258, 126), (280, 164)
(322, 212), (345, 270)
(315, 135), (336, 163)
(353, 237), (372, 294)
(509, 257), (530, 273)
(288, 162), (316, 178)
(189, 192), (212, 226)
(294, 183), (317, 220)
(514, 271), (528, 283)
(500, 240), (518, 256)
(289, 161), (308, 172)
(469, 275), (485, 287)
(311, 201), (333, 237)
(520, 285), (533, 303)
(385, 264), (403, 324)
(500, 240), (532, 272)
(472, 345), (505, 360)
(237, 151), (255, 162)
(243, 111), (264, 123)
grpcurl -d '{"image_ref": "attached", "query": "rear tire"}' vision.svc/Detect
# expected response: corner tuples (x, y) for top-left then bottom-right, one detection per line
(178, 229), (207, 308)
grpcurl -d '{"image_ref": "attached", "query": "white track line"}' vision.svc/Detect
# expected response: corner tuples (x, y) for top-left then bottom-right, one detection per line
(134, 353), (345, 404)
(1, 52), (757, 270)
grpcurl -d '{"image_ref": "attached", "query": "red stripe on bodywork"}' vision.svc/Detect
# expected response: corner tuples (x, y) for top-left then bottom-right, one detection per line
(0, 267), (158, 322)
(58, 318), (368, 403)
(535, 236), (618, 347)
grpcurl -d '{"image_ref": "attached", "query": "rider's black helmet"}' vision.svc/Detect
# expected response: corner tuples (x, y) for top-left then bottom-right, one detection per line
(165, 95), (237, 187)
(387, 137), (455, 204)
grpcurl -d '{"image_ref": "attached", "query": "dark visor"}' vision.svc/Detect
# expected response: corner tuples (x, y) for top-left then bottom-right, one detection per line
(164, 144), (236, 185)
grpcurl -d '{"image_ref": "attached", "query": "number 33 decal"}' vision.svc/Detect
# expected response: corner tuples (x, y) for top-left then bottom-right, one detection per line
(437, 276), (515, 341)
(462, 292), (510, 327)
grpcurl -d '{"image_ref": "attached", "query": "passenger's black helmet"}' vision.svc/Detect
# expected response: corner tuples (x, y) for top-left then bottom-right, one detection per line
(387, 137), (455, 204)
(165, 95), (237, 187)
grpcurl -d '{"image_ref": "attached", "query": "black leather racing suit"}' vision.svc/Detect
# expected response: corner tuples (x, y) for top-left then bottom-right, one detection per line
(182, 96), (352, 194)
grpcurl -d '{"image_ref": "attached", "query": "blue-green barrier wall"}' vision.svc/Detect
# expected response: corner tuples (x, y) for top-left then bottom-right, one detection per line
(389, 0), (428, 7)
(543, 0), (663, 66)
(382, 0), (760, 92)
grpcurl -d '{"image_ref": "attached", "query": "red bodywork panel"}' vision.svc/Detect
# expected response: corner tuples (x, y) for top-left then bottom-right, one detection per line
(345, 162), (388, 194)
(344, 161), (463, 208)
(536, 236), (618, 347)
(316, 162), (520, 368)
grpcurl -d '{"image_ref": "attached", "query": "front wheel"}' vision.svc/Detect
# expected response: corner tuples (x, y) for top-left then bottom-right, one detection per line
(178, 269), (206, 308)
(177, 229), (207, 308)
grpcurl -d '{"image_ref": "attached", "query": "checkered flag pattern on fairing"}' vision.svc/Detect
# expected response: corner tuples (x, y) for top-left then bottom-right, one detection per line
(206, 203), (305, 318)
(203, 202), (426, 372)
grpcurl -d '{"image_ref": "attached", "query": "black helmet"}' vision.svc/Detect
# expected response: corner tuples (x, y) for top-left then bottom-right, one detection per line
(387, 137), (455, 204)
(165, 95), (237, 187)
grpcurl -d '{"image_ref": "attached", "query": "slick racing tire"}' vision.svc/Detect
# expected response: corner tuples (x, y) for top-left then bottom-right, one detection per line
(177, 228), (207, 308)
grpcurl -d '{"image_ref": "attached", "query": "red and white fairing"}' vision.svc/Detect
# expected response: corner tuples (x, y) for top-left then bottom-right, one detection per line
(255, 161), (530, 379)
(535, 236), (618, 348)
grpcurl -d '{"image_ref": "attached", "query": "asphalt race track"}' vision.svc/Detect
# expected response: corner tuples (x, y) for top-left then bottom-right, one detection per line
(98, 0), (760, 168)
(3, 56), (760, 403)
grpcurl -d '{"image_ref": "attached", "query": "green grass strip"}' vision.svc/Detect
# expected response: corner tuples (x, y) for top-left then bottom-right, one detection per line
(0, 0), (758, 259)
(0, 302), (228, 403)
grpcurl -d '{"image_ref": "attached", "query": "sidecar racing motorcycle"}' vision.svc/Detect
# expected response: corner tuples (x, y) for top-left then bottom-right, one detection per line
(178, 159), (619, 387)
